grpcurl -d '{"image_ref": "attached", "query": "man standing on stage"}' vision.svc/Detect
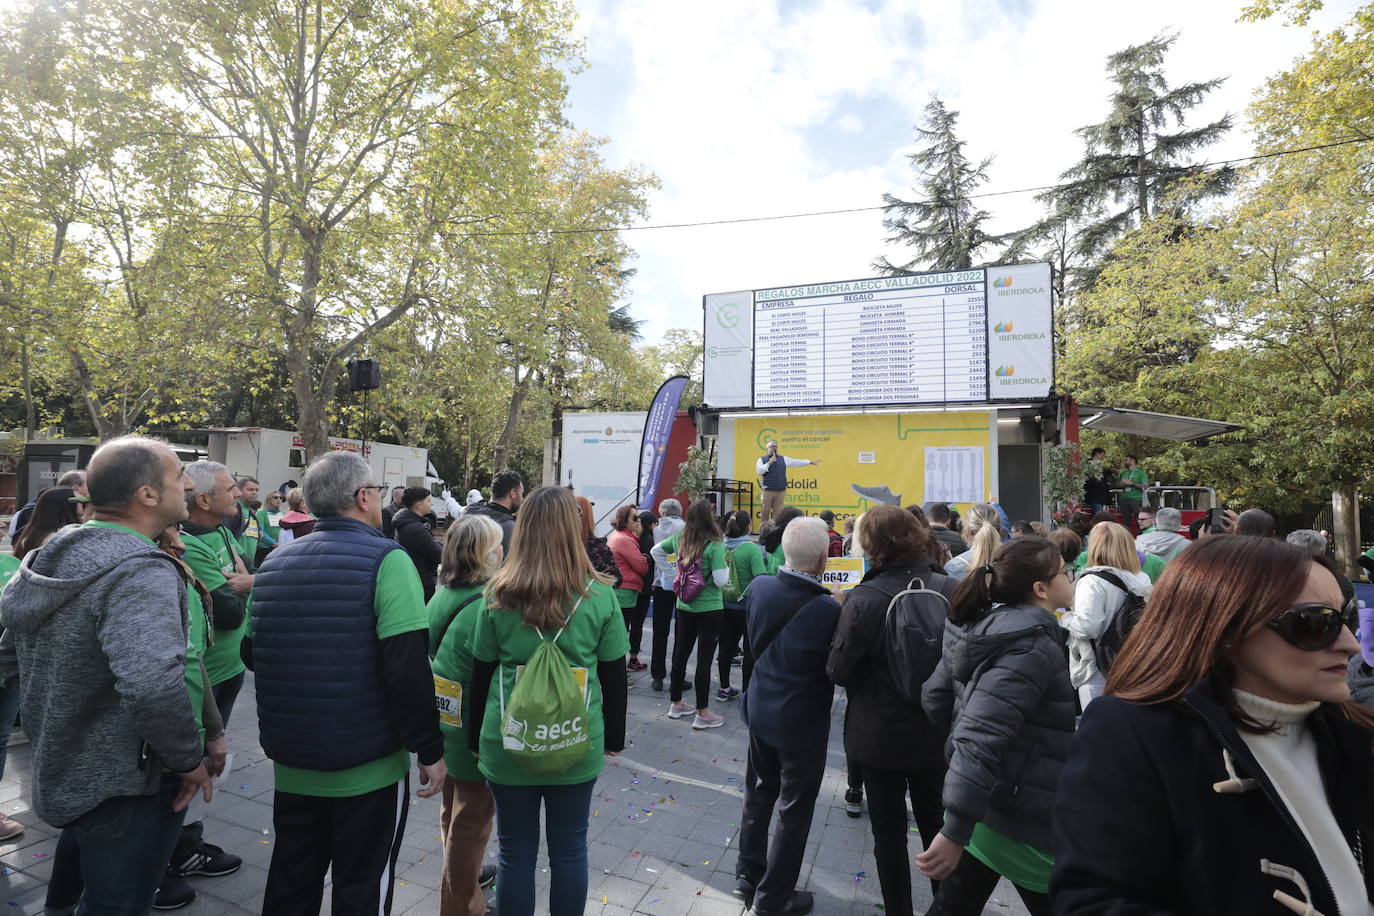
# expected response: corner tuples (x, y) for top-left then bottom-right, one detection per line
(755, 440), (820, 523)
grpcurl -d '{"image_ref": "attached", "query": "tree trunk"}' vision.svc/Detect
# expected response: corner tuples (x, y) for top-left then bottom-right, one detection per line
(20, 338), (35, 435)
(1332, 483), (1361, 580)
(492, 365), (530, 472)
(288, 229), (330, 458)
(1135, 120), (1150, 223)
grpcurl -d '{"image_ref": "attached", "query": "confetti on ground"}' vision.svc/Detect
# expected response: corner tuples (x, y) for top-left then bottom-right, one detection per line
(240, 784), (249, 789)
(30, 853), (46, 859)
(592, 809), (599, 817)
(0, 870), (11, 877)
(854, 870), (867, 883)
(602, 896), (608, 905)
(702, 861), (711, 866)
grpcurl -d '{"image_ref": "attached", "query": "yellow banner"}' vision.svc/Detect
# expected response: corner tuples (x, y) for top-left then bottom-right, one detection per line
(730, 411), (993, 524)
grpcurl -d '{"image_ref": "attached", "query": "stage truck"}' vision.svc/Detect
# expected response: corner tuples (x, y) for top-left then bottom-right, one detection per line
(205, 427), (450, 520)
(699, 263), (1238, 526)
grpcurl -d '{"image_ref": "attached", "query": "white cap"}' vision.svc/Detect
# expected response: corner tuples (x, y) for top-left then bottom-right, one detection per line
(466, 489), (483, 505)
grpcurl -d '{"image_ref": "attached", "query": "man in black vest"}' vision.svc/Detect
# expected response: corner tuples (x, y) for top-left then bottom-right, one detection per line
(755, 440), (820, 523)
(250, 451), (445, 915)
(735, 517), (841, 916)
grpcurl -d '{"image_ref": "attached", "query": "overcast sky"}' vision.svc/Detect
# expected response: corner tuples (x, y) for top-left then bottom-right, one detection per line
(564, 0), (1359, 346)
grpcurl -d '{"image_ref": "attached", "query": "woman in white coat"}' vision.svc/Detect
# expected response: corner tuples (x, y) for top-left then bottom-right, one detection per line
(1060, 522), (1152, 708)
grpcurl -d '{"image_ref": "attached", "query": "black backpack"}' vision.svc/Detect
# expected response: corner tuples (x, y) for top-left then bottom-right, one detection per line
(862, 573), (956, 704)
(1082, 570), (1146, 674)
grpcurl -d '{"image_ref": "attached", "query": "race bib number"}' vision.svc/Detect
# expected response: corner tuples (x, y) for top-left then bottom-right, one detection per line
(514, 664), (589, 702)
(822, 557), (866, 592)
(434, 675), (463, 727)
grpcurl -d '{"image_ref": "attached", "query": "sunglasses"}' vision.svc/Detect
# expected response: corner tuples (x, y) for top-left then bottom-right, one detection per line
(1266, 599), (1359, 651)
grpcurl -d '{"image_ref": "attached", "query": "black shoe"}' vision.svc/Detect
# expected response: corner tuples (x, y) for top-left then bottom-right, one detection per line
(652, 678), (664, 692)
(844, 786), (863, 818)
(153, 875), (196, 910)
(171, 842), (242, 878)
(733, 875), (756, 906)
(479, 863), (497, 888)
(748, 890), (814, 916)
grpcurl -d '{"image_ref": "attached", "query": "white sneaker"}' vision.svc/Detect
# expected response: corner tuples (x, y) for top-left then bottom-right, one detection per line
(693, 711), (725, 730)
(668, 702), (693, 719)
(0, 813), (23, 841)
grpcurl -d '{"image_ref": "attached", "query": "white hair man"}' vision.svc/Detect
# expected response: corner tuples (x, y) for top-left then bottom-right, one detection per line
(249, 451), (446, 914)
(734, 517), (841, 915)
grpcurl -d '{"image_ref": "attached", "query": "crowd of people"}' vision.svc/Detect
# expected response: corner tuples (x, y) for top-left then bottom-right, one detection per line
(1, 436), (1372, 916)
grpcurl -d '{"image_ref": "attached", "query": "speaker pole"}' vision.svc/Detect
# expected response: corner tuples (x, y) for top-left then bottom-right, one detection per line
(361, 388), (369, 462)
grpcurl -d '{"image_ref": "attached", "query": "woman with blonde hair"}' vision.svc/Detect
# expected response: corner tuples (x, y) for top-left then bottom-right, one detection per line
(466, 486), (629, 916)
(942, 504), (1004, 580)
(277, 487), (316, 543)
(429, 514), (505, 915)
(1060, 521), (1151, 708)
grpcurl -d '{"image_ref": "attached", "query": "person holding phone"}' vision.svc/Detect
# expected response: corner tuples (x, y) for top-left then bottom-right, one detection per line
(756, 440), (821, 523)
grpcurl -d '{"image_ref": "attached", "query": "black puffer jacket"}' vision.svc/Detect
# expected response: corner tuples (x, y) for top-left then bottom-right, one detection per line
(391, 508), (442, 600)
(828, 562), (955, 772)
(1051, 678), (1374, 915)
(921, 602), (1075, 850)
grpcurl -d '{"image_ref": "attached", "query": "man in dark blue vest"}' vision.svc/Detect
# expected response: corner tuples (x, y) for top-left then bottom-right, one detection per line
(250, 451), (445, 915)
(755, 440), (821, 523)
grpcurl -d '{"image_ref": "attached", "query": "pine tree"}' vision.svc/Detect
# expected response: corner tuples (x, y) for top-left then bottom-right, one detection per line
(874, 96), (1007, 274)
(1039, 31), (1233, 265)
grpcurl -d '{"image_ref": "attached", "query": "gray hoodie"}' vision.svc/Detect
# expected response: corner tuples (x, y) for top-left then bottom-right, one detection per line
(1136, 528), (1191, 563)
(0, 523), (202, 826)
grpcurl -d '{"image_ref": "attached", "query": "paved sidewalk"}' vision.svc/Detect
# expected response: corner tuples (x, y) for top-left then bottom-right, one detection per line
(0, 665), (1033, 915)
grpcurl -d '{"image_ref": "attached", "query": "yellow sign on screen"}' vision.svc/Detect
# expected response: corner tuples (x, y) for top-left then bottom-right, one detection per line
(731, 411), (993, 523)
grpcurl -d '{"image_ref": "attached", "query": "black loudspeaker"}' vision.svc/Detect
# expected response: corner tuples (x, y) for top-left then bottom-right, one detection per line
(347, 358), (381, 391)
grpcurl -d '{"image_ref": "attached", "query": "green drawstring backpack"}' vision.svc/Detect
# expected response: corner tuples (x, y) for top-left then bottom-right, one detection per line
(498, 595), (593, 774)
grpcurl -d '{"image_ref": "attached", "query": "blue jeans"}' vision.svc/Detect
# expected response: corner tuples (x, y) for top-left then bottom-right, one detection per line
(0, 680), (20, 779)
(45, 774), (186, 915)
(488, 780), (596, 916)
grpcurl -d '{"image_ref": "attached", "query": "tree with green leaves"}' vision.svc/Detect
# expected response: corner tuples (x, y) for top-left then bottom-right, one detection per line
(874, 96), (1008, 274)
(1039, 32), (1233, 273)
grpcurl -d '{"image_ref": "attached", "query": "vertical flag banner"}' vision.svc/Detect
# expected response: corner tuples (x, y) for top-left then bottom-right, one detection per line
(637, 375), (690, 510)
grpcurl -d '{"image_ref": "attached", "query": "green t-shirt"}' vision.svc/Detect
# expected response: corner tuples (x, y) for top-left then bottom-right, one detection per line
(428, 583), (488, 782)
(965, 821), (1053, 893)
(657, 534), (727, 612)
(257, 507), (283, 547)
(1141, 552), (1167, 584)
(470, 581), (629, 786)
(85, 519), (155, 544)
(273, 550), (428, 797)
(1119, 467), (1147, 501)
(725, 539), (767, 599)
(763, 545), (784, 576)
(182, 525), (249, 686)
(613, 587), (639, 609)
(0, 554), (19, 591)
(185, 579), (209, 746)
(236, 502), (260, 561)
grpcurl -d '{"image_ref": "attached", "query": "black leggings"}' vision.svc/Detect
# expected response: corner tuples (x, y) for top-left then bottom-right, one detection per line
(864, 763), (947, 916)
(670, 608), (723, 710)
(718, 602), (747, 689)
(925, 849), (1050, 916)
(621, 591), (651, 658)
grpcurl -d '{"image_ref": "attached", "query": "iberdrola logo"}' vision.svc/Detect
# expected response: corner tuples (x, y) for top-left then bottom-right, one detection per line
(992, 276), (1013, 288)
(995, 365), (1015, 377)
(994, 321), (1014, 333)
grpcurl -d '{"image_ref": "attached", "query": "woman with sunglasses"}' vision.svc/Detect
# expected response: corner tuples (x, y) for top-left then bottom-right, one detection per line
(918, 536), (1078, 916)
(1052, 535), (1374, 916)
